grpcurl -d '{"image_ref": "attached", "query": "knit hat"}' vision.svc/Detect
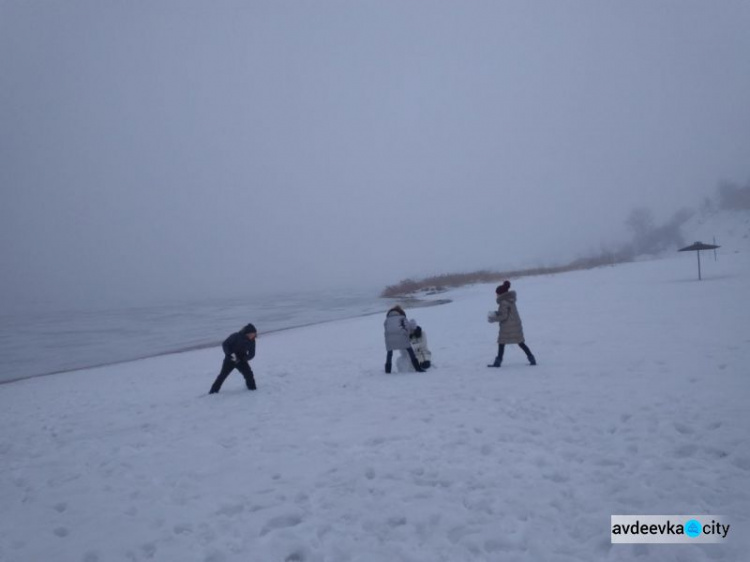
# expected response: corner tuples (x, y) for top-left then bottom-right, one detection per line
(240, 323), (257, 335)
(495, 281), (511, 295)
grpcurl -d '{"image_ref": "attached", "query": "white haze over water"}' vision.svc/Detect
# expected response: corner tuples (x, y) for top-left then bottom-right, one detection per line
(2, 1), (750, 311)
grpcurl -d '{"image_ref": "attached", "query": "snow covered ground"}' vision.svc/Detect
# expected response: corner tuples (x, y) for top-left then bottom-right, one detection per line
(1, 251), (749, 562)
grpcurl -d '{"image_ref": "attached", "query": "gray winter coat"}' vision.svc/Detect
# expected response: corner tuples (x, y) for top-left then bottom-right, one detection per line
(384, 310), (412, 351)
(490, 291), (525, 344)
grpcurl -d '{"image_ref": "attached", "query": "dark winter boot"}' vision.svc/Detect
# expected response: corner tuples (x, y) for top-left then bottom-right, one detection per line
(236, 362), (257, 390)
(385, 351), (393, 373)
(488, 344), (504, 368)
(385, 362), (392, 374)
(518, 342), (536, 366)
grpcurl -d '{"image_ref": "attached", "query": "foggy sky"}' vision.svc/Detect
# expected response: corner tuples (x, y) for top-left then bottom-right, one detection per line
(2, 0), (750, 309)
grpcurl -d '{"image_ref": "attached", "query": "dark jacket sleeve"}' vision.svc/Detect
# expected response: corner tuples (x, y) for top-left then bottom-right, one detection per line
(245, 339), (255, 361)
(222, 333), (236, 356)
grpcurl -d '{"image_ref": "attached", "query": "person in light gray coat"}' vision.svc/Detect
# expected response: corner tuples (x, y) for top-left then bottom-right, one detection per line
(487, 281), (536, 367)
(384, 306), (424, 373)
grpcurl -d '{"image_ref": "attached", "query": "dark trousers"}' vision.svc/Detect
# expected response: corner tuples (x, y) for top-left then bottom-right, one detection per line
(495, 342), (535, 365)
(385, 348), (424, 373)
(210, 357), (256, 393)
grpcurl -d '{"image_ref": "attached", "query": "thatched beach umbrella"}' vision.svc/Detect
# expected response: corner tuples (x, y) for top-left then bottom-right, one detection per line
(678, 241), (720, 280)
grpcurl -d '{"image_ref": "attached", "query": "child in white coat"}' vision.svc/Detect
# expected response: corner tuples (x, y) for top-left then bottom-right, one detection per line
(396, 319), (432, 372)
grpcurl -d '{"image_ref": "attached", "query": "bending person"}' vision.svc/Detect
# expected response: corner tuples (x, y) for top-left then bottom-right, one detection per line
(209, 323), (258, 393)
(384, 306), (424, 373)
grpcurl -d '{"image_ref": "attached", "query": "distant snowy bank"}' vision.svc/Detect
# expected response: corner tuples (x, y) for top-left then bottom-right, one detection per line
(383, 204), (750, 298)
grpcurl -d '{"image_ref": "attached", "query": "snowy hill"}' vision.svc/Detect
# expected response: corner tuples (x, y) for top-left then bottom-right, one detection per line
(1, 253), (749, 562)
(681, 208), (750, 254)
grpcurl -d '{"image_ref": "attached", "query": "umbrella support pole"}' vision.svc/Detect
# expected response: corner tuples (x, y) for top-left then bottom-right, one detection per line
(697, 250), (702, 280)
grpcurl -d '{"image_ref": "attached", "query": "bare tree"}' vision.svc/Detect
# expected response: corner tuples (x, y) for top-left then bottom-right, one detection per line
(717, 180), (750, 210)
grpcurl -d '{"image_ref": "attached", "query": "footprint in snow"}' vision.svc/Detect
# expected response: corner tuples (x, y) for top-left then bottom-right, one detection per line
(204, 550), (227, 562)
(141, 542), (157, 559)
(260, 514), (303, 536)
(673, 422), (694, 435)
(216, 504), (245, 516)
(173, 523), (193, 535)
(704, 447), (729, 460)
(730, 457), (750, 471)
(674, 444), (697, 458)
(387, 516), (407, 528)
(542, 471), (570, 483)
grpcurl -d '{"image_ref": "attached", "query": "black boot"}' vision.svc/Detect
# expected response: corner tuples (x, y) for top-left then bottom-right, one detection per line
(385, 351), (393, 373)
(236, 362), (257, 390)
(245, 372), (257, 390)
(488, 344), (504, 368)
(519, 342), (536, 366)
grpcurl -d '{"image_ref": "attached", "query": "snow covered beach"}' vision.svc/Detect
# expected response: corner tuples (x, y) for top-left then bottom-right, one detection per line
(1, 253), (749, 562)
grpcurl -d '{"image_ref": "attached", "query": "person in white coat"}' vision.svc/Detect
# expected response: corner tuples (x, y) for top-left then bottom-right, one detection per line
(396, 319), (433, 372)
(410, 323), (432, 370)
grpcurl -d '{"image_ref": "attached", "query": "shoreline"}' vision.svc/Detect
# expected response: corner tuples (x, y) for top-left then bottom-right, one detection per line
(0, 297), (452, 386)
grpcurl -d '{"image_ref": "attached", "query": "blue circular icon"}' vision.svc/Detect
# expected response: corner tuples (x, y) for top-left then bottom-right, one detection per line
(685, 519), (702, 538)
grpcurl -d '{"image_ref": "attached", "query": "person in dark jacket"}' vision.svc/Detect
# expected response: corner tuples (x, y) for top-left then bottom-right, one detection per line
(487, 281), (537, 367)
(209, 323), (258, 394)
(384, 306), (424, 373)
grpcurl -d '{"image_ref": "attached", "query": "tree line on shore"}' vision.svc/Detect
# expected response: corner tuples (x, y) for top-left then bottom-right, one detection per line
(382, 179), (750, 298)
